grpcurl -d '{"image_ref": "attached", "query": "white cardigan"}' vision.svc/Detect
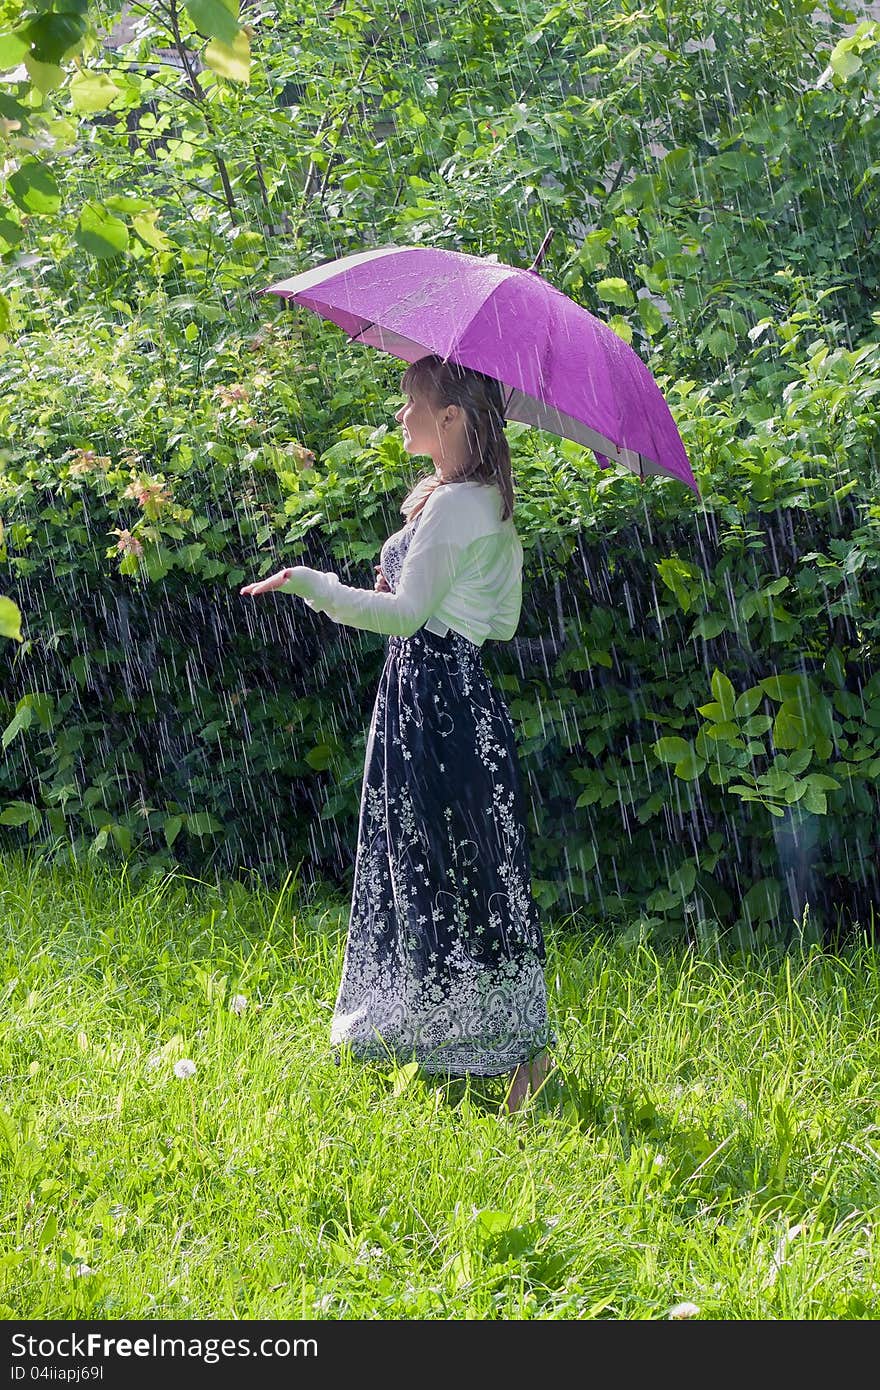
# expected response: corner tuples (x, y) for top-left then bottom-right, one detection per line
(279, 479), (523, 646)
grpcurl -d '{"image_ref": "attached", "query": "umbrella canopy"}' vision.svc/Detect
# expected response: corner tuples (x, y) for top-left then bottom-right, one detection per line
(260, 243), (698, 494)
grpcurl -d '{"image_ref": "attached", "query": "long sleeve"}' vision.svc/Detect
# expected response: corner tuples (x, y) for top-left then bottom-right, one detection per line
(279, 488), (468, 638)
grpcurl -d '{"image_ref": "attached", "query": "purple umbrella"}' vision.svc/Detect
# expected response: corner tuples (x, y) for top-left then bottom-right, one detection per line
(260, 230), (698, 494)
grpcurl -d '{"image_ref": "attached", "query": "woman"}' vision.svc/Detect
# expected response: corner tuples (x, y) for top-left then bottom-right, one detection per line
(241, 354), (552, 1112)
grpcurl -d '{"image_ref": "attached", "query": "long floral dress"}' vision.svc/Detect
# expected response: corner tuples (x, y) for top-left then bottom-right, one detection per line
(329, 508), (551, 1076)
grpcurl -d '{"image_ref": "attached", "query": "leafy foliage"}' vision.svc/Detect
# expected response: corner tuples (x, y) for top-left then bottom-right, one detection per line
(1, 0), (879, 945)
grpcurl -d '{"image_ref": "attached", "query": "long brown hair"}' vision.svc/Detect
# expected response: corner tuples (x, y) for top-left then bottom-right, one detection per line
(398, 355), (514, 524)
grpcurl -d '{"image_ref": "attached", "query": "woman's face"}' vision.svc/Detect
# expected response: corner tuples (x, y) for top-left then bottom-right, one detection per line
(397, 383), (469, 475)
(394, 385), (445, 462)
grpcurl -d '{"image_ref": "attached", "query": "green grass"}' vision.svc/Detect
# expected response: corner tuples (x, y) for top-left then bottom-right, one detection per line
(1, 846), (879, 1320)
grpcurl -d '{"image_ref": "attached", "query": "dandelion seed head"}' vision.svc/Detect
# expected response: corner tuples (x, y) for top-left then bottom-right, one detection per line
(174, 1058), (197, 1079)
(668, 1301), (701, 1319)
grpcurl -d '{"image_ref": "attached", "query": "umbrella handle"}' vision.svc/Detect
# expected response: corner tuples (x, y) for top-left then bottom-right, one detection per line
(527, 227), (555, 274)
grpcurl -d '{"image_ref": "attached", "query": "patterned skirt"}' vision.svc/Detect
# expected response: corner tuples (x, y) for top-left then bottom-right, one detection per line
(330, 625), (551, 1076)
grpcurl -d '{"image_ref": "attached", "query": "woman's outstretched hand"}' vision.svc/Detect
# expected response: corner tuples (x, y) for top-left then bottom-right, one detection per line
(240, 567), (298, 598)
(240, 565), (390, 599)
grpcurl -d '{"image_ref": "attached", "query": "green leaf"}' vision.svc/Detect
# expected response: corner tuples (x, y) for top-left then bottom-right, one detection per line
(637, 296), (665, 335)
(7, 158), (60, 215)
(783, 750), (813, 775)
(706, 328), (736, 358)
(823, 647), (847, 689)
(75, 202), (129, 259)
(105, 194), (152, 214)
(38, 1210), (57, 1248)
(110, 823), (131, 855)
(24, 55), (64, 93)
(704, 721), (741, 741)
(647, 886), (680, 911)
(674, 748), (706, 780)
(131, 212), (173, 252)
(90, 826), (110, 855)
(450, 1250), (472, 1288)
(734, 686), (763, 718)
(742, 714), (773, 736)
(474, 1209), (516, 1239)
(743, 878), (781, 922)
(69, 654), (89, 687)
(762, 767), (795, 793)
(69, 70), (122, 112)
(805, 773), (841, 791)
(204, 29), (250, 83)
(22, 692), (54, 732)
(184, 0), (240, 44)
(858, 696), (880, 737)
(669, 861), (696, 897)
(763, 577), (790, 596)
(391, 1060), (419, 1097)
(185, 812), (222, 836)
(576, 231), (611, 274)
(608, 315), (633, 344)
(0, 800), (40, 827)
(773, 702), (809, 750)
(692, 613), (726, 639)
(802, 786), (827, 814)
(1, 704), (32, 750)
(399, 98), (427, 126)
(654, 736), (691, 763)
(0, 1107), (18, 1153)
(635, 791), (665, 823)
(305, 744), (334, 771)
(164, 815), (183, 848)
(760, 674), (810, 703)
(21, 12), (86, 64)
(656, 556), (700, 613)
(0, 215), (26, 252)
(575, 784), (604, 808)
(619, 173), (657, 212)
(0, 29), (29, 69)
(710, 669), (736, 719)
(728, 783), (760, 798)
(0, 595), (22, 642)
(830, 44), (863, 80)
(596, 277), (635, 307)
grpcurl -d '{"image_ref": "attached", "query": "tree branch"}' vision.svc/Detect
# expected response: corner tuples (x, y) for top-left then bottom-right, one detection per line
(165, 0), (239, 222)
(316, 17), (400, 202)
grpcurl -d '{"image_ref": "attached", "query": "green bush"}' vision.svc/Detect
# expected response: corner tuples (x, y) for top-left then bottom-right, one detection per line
(2, 275), (879, 947)
(2, 0), (879, 945)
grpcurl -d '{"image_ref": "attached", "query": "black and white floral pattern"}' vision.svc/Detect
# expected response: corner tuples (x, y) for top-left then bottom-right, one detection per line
(330, 509), (552, 1076)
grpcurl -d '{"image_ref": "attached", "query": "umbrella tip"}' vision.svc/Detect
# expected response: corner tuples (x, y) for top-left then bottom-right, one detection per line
(527, 227), (555, 273)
